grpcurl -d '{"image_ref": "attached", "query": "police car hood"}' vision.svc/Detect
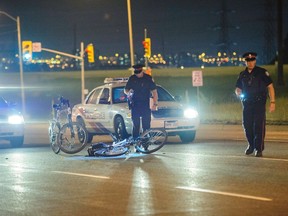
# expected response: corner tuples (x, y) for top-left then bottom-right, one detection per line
(113, 101), (184, 110)
(157, 101), (183, 109)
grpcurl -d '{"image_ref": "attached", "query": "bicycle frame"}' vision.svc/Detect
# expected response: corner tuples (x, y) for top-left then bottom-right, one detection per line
(49, 96), (78, 154)
(88, 129), (167, 157)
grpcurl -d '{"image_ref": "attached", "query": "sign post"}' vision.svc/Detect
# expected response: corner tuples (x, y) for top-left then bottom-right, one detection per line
(32, 42), (42, 52)
(192, 70), (203, 108)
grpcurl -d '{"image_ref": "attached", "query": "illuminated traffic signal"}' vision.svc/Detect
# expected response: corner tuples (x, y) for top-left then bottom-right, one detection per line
(22, 41), (32, 61)
(142, 38), (151, 58)
(85, 44), (95, 63)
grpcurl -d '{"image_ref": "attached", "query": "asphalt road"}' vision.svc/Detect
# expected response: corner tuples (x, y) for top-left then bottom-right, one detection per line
(0, 123), (288, 216)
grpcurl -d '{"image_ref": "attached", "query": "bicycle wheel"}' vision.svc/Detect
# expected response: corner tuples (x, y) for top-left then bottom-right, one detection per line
(58, 122), (88, 154)
(92, 143), (129, 157)
(135, 129), (167, 154)
(48, 121), (61, 154)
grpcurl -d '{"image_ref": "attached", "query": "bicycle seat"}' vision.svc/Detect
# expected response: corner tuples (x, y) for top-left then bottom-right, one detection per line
(53, 104), (61, 110)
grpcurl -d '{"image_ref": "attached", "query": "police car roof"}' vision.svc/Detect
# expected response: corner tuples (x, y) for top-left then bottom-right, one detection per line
(104, 77), (129, 84)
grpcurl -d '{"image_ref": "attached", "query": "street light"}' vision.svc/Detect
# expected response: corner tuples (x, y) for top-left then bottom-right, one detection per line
(126, 0), (135, 70)
(0, 11), (25, 116)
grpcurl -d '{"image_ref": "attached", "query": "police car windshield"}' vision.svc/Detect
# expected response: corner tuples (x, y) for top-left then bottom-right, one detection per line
(157, 86), (175, 102)
(113, 87), (127, 104)
(112, 86), (175, 104)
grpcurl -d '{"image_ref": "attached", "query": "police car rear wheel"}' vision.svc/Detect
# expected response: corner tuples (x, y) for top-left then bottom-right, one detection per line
(77, 117), (93, 143)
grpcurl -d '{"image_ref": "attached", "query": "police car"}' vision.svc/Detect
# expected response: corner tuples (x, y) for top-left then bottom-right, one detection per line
(72, 78), (200, 143)
(0, 97), (25, 147)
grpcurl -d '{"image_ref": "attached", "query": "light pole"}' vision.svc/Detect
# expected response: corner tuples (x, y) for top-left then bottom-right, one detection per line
(127, 0), (135, 71)
(0, 11), (25, 115)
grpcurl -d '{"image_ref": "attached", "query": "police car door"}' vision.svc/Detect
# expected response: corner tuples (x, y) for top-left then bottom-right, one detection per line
(82, 87), (103, 133)
(93, 87), (112, 132)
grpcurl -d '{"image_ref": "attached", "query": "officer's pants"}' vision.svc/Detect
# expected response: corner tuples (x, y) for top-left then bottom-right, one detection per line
(242, 101), (266, 151)
(131, 104), (151, 139)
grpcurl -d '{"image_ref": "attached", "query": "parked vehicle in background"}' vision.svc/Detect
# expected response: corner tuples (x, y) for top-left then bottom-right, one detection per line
(72, 78), (200, 143)
(0, 97), (24, 147)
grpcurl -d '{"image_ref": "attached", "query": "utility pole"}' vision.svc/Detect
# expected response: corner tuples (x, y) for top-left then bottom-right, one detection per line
(263, 0), (276, 65)
(213, 0), (239, 55)
(127, 0), (135, 70)
(144, 28), (148, 68)
(41, 42), (86, 103)
(277, 0), (284, 85)
(0, 11), (25, 115)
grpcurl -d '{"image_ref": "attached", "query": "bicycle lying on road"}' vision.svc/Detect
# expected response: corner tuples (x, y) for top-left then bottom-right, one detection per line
(87, 128), (167, 157)
(48, 96), (88, 154)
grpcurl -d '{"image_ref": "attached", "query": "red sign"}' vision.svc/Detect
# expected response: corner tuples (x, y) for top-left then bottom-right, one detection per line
(192, 70), (203, 87)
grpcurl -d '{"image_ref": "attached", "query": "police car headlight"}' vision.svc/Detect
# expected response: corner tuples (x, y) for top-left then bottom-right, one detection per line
(184, 108), (198, 119)
(8, 114), (24, 124)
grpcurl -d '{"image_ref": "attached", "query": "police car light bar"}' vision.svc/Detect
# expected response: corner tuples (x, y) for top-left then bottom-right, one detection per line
(104, 77), (129, 83)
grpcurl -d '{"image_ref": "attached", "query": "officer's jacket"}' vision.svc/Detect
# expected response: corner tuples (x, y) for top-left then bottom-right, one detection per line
(125, 73), (156, 106)
(236, 66), (273, 101)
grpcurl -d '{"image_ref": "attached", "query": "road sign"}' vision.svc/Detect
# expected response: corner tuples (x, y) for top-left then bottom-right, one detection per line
(192, 70), (203, 86)
(32, 42), (42, 52)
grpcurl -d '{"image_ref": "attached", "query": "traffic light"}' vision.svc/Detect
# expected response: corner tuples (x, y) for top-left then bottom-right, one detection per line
(142, 38), (151, 58)
(22, 41), (32, 61)
(85, 44), (95, 63)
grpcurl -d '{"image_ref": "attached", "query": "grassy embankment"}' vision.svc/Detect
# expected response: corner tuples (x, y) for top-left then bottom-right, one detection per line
(1, 65), (288, 124)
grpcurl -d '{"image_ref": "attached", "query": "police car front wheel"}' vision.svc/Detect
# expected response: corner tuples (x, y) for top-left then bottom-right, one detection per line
(179, 131), (196, 143)
(114, 116), (129, 140)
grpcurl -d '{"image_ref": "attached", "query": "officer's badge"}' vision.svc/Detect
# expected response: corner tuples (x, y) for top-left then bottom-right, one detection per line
(265, 71), (270, 76)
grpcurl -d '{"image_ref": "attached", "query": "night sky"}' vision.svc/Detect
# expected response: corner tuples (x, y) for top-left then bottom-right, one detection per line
(0, 0), (288, 59)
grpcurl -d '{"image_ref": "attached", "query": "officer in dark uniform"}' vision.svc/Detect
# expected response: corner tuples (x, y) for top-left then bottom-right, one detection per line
(235, 52), (275, 157)
(124, 64), (158, 140)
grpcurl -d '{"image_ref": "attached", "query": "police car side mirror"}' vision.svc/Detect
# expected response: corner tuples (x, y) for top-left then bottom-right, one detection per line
(174, 95), (182, 102)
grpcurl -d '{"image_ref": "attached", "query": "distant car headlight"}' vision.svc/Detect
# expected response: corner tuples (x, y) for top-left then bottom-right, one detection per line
(184, 108), (198, 119)
(8, 115), (24, 124)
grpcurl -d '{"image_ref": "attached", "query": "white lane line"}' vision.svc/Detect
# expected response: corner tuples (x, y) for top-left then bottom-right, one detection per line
(172, 153), (288, 162)
(222, 155), (288, 162)
(176, 186), (272, 202)
(52, 171), (110, 179)
(0, 164), (110, 179)
(260, 157), (288, 162)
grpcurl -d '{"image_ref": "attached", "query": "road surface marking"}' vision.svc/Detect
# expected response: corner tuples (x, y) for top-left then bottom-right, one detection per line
(0, 164), (110, 179)
(261, 157), (288, 162)
(176, 186), (272, 202)
(52, 171), (110, 179)
(172, 153), (288, 162)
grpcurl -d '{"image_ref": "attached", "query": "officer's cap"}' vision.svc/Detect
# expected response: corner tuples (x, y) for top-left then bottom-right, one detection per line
(243, 52), (257, 61)
(132, 64), (145, 74)
(132, 64), (145, 69)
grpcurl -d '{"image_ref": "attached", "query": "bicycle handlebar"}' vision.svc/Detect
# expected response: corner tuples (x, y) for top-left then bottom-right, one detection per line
(59, 96), (70, 107)
(52, 96), (70, 110)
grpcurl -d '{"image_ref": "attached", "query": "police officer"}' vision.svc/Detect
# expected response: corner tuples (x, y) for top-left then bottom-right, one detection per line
(235, 52), (275, 157)
(124, 64), (158, 140)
